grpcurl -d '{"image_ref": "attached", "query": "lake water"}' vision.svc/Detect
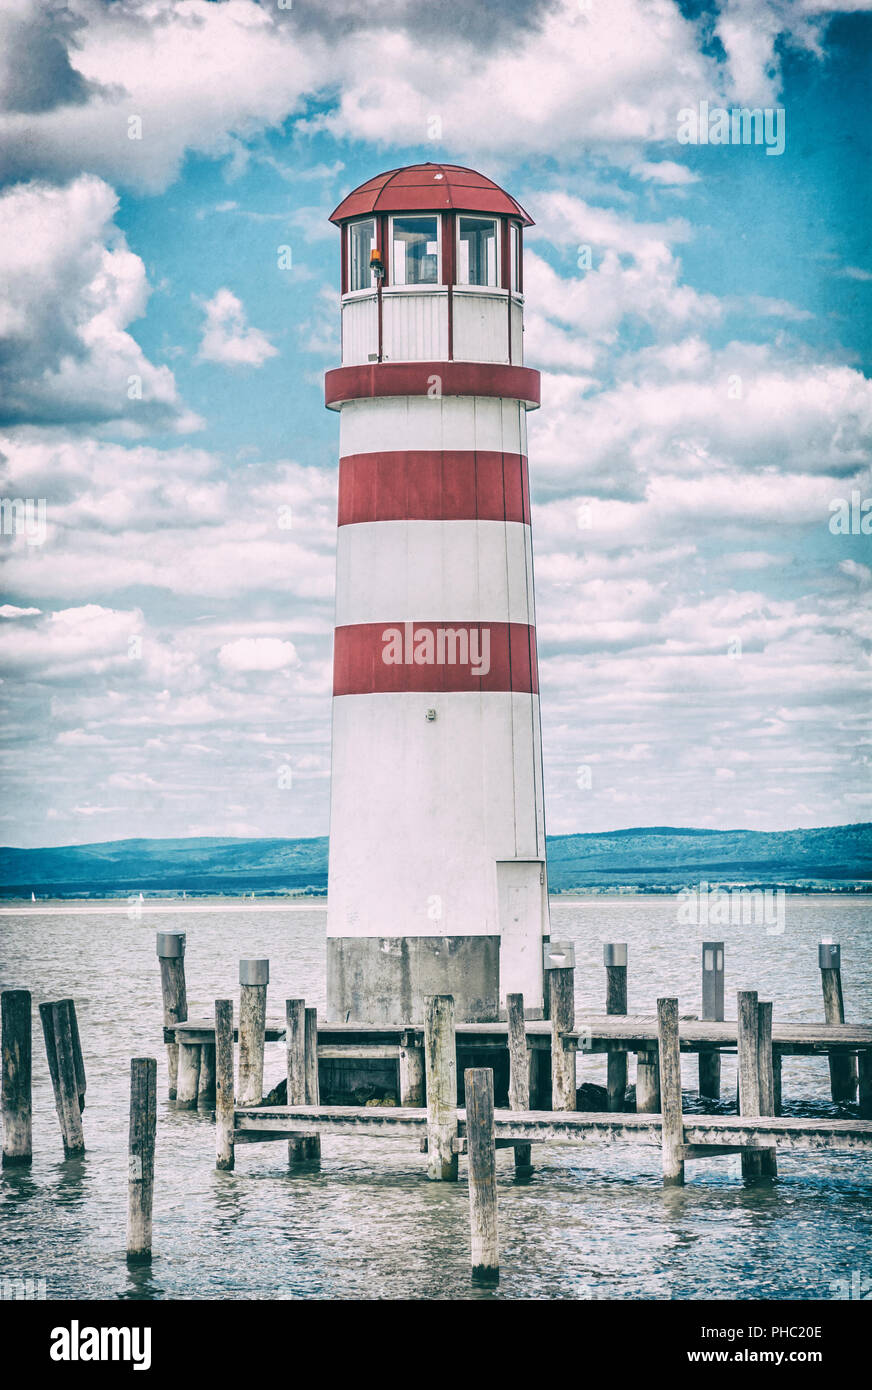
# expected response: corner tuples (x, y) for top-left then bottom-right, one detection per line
(1, 895), (870, 1301)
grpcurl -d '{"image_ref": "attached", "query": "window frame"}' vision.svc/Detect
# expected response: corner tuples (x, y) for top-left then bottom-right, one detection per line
(509, 221), (521, 293)
(346, 217), (379, 296)
(388, 213), (443, 288)
(456, 214), (501, 290)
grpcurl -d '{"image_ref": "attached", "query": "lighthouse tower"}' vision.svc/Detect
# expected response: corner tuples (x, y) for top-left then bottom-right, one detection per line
(324, 164), (548, 1025)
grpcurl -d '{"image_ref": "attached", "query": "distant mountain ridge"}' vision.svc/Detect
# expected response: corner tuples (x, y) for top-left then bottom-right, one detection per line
(1, 824), (870, 898)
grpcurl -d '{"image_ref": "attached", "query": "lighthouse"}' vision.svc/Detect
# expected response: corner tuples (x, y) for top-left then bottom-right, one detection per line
(324, 164), (548, 1025)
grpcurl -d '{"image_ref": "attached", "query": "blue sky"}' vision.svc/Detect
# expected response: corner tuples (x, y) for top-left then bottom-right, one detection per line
(0, 0), (870, 847)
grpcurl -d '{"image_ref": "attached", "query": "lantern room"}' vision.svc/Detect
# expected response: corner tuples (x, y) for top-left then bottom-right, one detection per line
(329, 163), (533, 368)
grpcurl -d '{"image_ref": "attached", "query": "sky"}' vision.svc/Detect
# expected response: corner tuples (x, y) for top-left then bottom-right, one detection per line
(0, 0), (870, 849)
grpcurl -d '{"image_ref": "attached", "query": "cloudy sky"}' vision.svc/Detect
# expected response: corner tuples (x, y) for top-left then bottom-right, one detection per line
(0, 0), (870, 849)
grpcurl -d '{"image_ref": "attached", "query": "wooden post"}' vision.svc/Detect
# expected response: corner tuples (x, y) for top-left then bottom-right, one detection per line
(214, 999), (234, 1171)
(757, 1000), (777, 1177)
(198, 1043), (216, 1104)
(156, 931), (186, 1100)
(737, 989), (762, 1179)
(286, 999), (307, 1164)
(859, 1051), (872, 1121)
(657, 997), (684, 1185)
(237, 959), (268, 1107)
(424, 995), (458, 1180)
(506, 992), (532, 1170)
(819, 943), (858, 1103)
(604, 944), (627, 1111)
(773, 1051), (783, 1116)
(549, 957), (576, 1112)
(699, 941), (724, 1099)
(127, 1057), (157, 1261)
(39, 999), (85, 1156)
(636, 1049), (661, 1112)
(1, 990), (32, 1166)
(302, 1006), (321, 1163)
(176, 1041), (201, 1109)
(465, 1068), (499, 1284)
(398, 1031), (425, 1106)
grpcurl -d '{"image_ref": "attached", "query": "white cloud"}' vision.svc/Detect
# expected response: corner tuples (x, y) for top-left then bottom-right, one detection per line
(196, 288), (278, 369)
(217, 637), (299, 672)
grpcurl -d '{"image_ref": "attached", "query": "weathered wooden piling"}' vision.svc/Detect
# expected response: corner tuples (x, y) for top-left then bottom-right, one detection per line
(699, 941), (724, 1100)
(757, 1000), (778, 1177)
(399, 1029), (425, 1106)
(636, 1050), (661, 1112)
(424, 994), (458, 1180)
(214, 999), (235, 1170)
(819, 942), (858, 1104)
(1, 989), (32, 1166)
(127, 1057), (157, 1261)
(657, 997), (684, 1185)
(604, 944), (628, 1111)
(39, 999), (85, 1156)
(737, 990), (763, 1179)
(176, 1039), (201, 1109)
(238, 959), (268, 1107)
(465, 1068), (499, 1283)
(198, 1043), (216, 1104)
(859, 1051), (872, 1120)
(285, 998), (307, 1164)
(547, 944), (576, 1112)
(506, 992), (532, 1170)
(302, 1006), (321, 1163)
(156, 931), (187, 1100)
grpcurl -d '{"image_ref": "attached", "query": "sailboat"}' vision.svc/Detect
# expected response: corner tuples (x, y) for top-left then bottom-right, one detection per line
(31, 891), (36, 902)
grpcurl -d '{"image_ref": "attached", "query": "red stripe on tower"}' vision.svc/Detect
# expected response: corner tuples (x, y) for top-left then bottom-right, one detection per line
(338, 452), (530, 526)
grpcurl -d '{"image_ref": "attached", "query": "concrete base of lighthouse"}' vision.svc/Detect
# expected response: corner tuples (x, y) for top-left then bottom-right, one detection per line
(327, 935), (500, 1025)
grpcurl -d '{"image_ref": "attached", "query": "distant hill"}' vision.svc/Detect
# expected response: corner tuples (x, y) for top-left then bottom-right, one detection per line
(1, 824), (870, 898)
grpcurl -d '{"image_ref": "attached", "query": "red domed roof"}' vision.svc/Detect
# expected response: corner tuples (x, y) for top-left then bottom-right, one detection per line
(329, 163), (534, 227)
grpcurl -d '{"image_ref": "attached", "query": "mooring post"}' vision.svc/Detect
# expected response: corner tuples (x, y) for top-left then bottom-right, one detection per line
(214, 999), (235, 1170)
(424, 994), (458, 1180)
(39, 999), (85, 1156)
(657, 997), (684, 1185)
(1, 990), (32, 1166)
(238, 959), (268, 1107)
(285, 999), (306, 1163)
(757, 1000), (777, 1178)
(604, 943), (628, 1111)
(636, 1049), (661, 1112)
(506, 992), (532, 1170)
(547, 942), (576, 1112)
(737, 989), (763, 1179)
(176, 1038), (201, 1110)
(859, 1052), (872, 1120)
(819, 942), (858, 1104)
(198, 1043), (216, 1105)
(156, 931), (187, 1100)
(399, 1029), (425, 1106)
(699, 940), (724, 1100)
(302, 1006), (321, 1164)
(127, 1057), (157, 1261)
(465, 1068), (499, 1284)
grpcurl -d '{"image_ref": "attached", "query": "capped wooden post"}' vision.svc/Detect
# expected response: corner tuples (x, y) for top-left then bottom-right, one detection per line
(819, 942), (858, 1103)
(546, 942), (576, 1112)
(2, 990), (32, 1166)
(657, 997), (684, 1185)
(465, 1068), (499, 1284)
(859, 1051), (872, 1121)
(156, 931), (187, 1100)
(398, 1030), (425, 1106)
(424, 994), (458, 1181)
(237, 959), (268, 1107)
(699, 940), (724, 1100)
(285, 999), (307, 1163)
(127, 1057), (157, 1261)
(604, 944), (628, 1111)
(506, 992), (532, 1171)
(176, 1040), (201, 1110)
(302, 1006), (321, 1164)
(214, 999), (234, 1171)
(635, 1049), (661, 1112)
(39, 999), (85, 1156)
(198, 1044), (216, 1104)
(757, 1000), (777, 1178)
(737, 989), (763, 1179)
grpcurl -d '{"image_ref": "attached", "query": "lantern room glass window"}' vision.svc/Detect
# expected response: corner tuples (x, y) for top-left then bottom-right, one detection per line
(348, 219), (377, 292)
(509, 222), (520, 291)
(391, 216), (439, 285)
(458, 216), (498, 287)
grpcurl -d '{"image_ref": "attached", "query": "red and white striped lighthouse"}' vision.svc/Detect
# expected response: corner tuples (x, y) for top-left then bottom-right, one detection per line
(324, 164), (548, 1025)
